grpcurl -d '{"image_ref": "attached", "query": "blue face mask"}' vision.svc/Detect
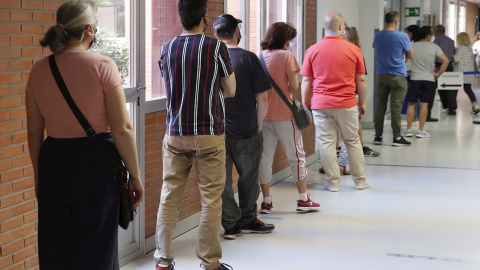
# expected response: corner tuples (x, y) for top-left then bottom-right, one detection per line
(325, 30), (340, 34)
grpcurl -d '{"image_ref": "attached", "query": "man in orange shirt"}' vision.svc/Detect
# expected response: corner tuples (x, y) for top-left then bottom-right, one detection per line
(301, 12), (370, 192)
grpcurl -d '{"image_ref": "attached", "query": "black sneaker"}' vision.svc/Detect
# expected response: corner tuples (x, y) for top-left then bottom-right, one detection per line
(241, 217), (275, 234)
(374, 136), (383, 145)
(447, 110), (456, 115)
(363, 146), (380, 157)
(223, 224), (241, 240)
(392, 136), (411, 147)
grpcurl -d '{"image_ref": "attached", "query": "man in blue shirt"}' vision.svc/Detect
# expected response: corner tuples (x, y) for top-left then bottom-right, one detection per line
(373, 11), (414, 146)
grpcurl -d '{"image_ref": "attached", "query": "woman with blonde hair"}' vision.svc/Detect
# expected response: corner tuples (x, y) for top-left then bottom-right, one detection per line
(26, 1), (143, 268)
(454, 32), (480, 114)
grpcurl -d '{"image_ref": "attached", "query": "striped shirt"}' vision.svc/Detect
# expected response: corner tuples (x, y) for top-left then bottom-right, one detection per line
(160, 34), (234, 136)
(434, 34), (456, 63)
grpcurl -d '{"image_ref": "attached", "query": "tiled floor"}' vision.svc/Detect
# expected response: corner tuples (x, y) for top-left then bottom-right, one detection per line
(122, 89), (480, 270)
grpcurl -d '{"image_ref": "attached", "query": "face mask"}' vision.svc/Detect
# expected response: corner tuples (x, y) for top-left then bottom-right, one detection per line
(237, 31), (242, 45)
(88, 34), (97, 50)
(285, 41), (294, 51)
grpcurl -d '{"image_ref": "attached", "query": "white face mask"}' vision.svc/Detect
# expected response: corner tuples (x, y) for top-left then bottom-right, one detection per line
(285, 41), (294, 51)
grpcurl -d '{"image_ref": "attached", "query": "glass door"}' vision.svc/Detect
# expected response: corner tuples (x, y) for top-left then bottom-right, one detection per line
(93, 0), (144, 265)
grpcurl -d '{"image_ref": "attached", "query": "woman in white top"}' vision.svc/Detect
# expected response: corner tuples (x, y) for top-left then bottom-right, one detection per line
(454, 32), (480, 114)
(471, 32), (480, 73)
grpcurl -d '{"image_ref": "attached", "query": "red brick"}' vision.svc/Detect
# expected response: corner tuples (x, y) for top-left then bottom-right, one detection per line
(0, 192), (23, 208)
(0, 73), (21, 84)
(0, 48), (21, 59)
(0, 216), (24, 233)
(22, 0), (42, 10)
(0, 24), (21, 34)
(12, 201), (34, 217)
(33, 12), (53, 22)
(43, 1), (62, 11)
(24, 233), (37, 247)
(12, 224), (35, 240)
(12, 177), (33, 192)
(0, 208), (12, 222)
(22, 72), (30, 83)
(0, 61), (9, 72)
(4, 262), (24, 270)
(23, 188), (35, 200)
(0, 86), (9, 97)
(22, 24), (43, 34)
(0, 145), (23, 159)
(12, 245), (34, 263)
(11, 132), (27, 144)
(0, 110), (10, 121)
(0, 36), (9, 46)
(21, 47), (42, 58)
(11, 36), (32, 46)
(0, 0), (21, 9)
(0, 96), (22, 108)
(10, 85), (26, 96)
(23, 210), (37, 223)
(0, 168), (23, 183)
(0, 159), (12, 172)
(10, 60), (32, 71)
(25, 255), (39, 269)
(0, 231), (13, 246)
(11, 12), (33, 22)
(10, 108), (26, 120)
(0, 135), (11, 147)
(0, 255), (13, 269)
(0, 11), (10, 21)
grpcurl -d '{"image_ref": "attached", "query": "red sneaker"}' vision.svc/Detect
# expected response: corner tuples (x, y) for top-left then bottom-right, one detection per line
(297, 194), (320, 212)
(260, 201), (273, 214)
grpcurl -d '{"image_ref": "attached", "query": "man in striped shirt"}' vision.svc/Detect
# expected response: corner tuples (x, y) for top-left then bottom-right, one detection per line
(154, 1), (235, 270)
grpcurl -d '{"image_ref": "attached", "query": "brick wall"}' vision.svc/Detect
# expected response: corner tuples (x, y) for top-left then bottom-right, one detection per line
(0, 1), (63, 269)
(0, 0), (318, 267)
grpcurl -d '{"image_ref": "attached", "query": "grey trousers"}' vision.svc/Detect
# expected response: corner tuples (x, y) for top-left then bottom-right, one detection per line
(221, 132), (263, 230)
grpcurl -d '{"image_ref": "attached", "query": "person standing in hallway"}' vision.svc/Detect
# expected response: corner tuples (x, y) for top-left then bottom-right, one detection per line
(402, 26), (449, 139)
(154, 1), (236, 269)
(433, 25), (457, 116)
(373, 11), (413, 146)
(453, 32), (480, 115)
(301, 12), (370, 192)
(26, 1), (144, 269)
(213, 14), (275, 240)
(472, 31), (480, 74)
(257, 22), (320, 213)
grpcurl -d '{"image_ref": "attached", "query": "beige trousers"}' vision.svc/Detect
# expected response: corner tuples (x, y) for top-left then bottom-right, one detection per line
(154, 134), (226, 270)
(313, 107), (366, 187)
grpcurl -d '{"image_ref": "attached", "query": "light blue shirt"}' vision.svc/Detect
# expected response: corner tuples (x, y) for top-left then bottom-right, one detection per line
(373, 30), (411, 77)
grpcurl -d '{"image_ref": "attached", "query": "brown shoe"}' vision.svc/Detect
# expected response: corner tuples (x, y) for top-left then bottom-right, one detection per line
(339, 165), (350, 175)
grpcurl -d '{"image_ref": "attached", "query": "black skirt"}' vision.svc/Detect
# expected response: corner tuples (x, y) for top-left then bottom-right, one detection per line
(38, 133), (119, 270)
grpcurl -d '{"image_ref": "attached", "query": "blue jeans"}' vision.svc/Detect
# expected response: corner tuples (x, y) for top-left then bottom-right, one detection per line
(222, 132), (263, 230)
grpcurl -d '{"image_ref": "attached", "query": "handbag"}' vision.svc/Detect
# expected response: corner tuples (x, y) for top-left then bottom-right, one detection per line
(259, 52), (312, 130)
(48, 54), (134, 230)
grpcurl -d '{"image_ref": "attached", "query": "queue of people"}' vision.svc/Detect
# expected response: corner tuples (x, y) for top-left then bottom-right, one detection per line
(25, 1), (479, 269)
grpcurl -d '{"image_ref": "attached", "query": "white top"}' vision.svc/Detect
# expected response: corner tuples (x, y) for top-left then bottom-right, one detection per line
(453, 45), (475, 84)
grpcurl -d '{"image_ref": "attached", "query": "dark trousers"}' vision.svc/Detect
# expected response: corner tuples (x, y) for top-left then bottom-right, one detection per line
(221, 132), (263, 230)
(38, 134), (120, 270)
(434, 62), (457, 114)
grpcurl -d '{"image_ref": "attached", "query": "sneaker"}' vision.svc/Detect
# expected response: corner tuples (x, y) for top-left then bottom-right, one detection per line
(447, 110), (456, 115)
(156, 261), (175, 270)
(392, 136), (411, 146)
(324, 185), (339, 192)
(363, 146), (380, 157)
(473, 107), (480, 114)
(442, 108), (449, 112)
(260, 201), (273, 214)
(223, 224), (241, 240)
(416, 130), (430, 138)
(355, 181), (371, 190)
(241, 217), (274, 233)
(373, 136), (383, 145)
(297, 194), (321, 212)
(215, 263), (233, 270)
(402, 129), (413, 137)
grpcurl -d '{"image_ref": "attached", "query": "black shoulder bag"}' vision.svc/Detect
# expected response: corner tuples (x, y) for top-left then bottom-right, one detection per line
(259, 52), (312, 130)
(48, 54), (134, 230)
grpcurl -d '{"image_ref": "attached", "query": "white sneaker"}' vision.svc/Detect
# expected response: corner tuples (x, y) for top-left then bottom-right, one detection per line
(355, 181), (371, 190)
(402, 130), (413, 137)
(325, 185), (339, 192)
(416, 130), (430, 138)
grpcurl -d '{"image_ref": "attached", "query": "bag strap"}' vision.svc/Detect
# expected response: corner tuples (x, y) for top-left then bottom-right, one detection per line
(48, 55), (96, 138)
(259, 52), (294, 110)
(48, 55), (122, 173)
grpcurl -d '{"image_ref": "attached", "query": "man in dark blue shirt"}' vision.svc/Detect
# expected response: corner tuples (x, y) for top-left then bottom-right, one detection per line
(213, 14), (274, 240)
(154, 1), (236, 270)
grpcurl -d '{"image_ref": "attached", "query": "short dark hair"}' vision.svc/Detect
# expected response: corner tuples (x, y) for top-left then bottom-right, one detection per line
(417, 26), (432, 40)
(178, 0), (207, 31)
(261, 22), (297, 50)
(385, 11), (399, 24)
(434, 25), (446, 34)
(405, 24), (420, 41)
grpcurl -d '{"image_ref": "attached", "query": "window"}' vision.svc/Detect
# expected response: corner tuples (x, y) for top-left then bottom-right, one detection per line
(146, 0), (183, 101)
(459, 3), (466, 34)
(446, 1), (457, 41)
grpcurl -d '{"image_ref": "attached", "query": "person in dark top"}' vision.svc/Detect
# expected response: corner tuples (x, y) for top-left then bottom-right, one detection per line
(213, 13), (274, 240)
(154, 1), (236, 270)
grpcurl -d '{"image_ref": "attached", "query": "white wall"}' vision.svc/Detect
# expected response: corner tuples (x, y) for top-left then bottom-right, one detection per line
(316, 0), (384, 124)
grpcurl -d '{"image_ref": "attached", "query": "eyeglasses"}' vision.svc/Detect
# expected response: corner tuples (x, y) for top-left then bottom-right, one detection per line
(345, 26), (356, 31)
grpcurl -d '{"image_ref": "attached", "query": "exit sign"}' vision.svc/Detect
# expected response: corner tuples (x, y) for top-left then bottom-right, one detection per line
(405, 7), (420, 17)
